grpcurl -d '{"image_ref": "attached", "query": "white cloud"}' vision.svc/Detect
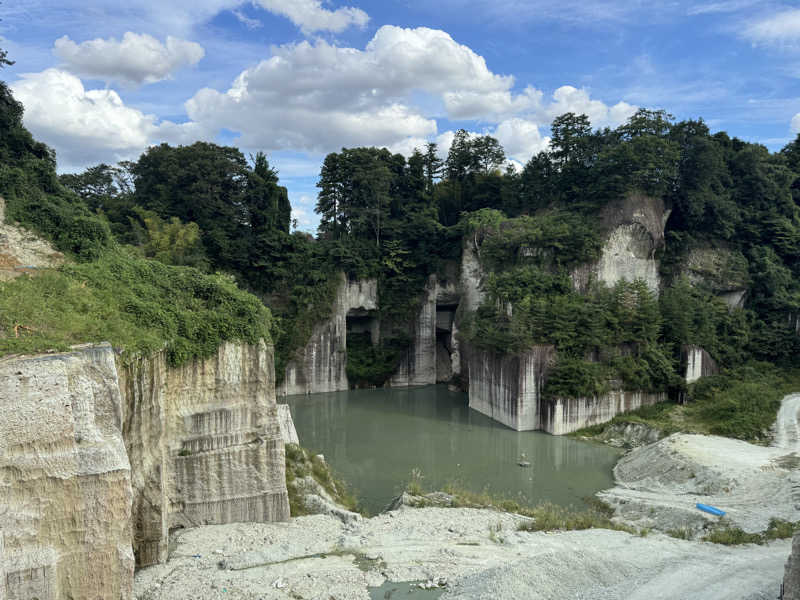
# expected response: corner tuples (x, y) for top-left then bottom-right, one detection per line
(11, 69), (208, 169)
(544, 86), (637, 128)
(792, 113), (800, 133)
(492, 118), (551, 162)
(54, 32), (204, 85)
(182, 26), (632, 153)
(742, 9), (800, 46)
(232, 9), (263, 29)
(255, 0), (368, 34)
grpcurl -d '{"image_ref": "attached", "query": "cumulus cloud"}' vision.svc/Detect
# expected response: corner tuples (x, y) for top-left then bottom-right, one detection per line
(11, 69), (207, 169)
(492, 118), (551, 162)
(543, 86), (637, 128)
(181, 26), (631, 154)
(53, 32), (205, 85)
(742, 9), (800, 46)
(255, 0), (368, 34)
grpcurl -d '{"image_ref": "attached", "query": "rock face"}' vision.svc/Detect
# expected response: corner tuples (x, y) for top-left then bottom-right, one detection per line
(1, 338), (290, 600)
(277, 404), (299, 445)
(466, 345), (555, 431)
(571, 193), (668, 294)
(683, 345), (719, 384)
(0, 343), (134, 600)
(118, 340), (290, 567)
(390, 275), (438, 387)
(786, 533), (800, 600)
(679, 245), (749, 309)
(280, 274), (377, 396)
(541, 390), (667, 435)
(0, 196), (64, 281)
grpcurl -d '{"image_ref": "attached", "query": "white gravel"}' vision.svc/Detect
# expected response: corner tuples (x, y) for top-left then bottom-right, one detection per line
(600, 393), (800, 534)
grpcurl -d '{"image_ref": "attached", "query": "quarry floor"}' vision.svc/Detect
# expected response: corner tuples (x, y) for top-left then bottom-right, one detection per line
(134, 394), (800, 600)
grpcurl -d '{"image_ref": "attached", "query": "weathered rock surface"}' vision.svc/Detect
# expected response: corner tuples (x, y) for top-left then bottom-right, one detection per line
(0, 343), (134, 600)
(571, 193), (668, 294)
(679, 245), (749, 308)
(0, 196), (63, 281)
(466, 345), (554, 431)
(133, 508), (791, 600)
(785, 533), (800, 600)
(118, 340), (290, 567)
(276, 404), (299, 445)
(541, 390), (667, 435)
(279, 274), (377, 396)
(390, 275), (438, 387)
(684, 345), (719, 383)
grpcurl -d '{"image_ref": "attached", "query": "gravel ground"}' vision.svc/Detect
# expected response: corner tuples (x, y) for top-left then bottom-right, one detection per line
(134, 508), (790, 600)
(600, 393), (800, 535)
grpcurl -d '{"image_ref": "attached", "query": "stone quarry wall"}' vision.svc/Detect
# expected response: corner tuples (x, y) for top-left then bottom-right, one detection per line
(118, 340), (290, 567)
(1, 338), (290, 600)
(541, 390), (667, 435)
(390, 274), (438, 387)
(785, 533), (800, 600)
(0, 343), (134, 600)
(571, 193), (668, 294)
(465, 345), (555, 431)
(683, 345), (719, 384)
(279, 274), (377, 396)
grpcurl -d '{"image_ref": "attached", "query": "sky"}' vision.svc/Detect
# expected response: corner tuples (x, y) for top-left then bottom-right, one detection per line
(2, 0), (800, 232)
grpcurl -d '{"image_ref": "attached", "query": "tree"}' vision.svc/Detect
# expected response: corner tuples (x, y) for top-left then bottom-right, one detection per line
(422, 142), (443, 194)
(549, 113), (592, 167)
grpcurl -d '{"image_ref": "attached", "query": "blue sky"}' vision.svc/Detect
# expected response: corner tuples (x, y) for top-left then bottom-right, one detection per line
(2, 0), (799, 232)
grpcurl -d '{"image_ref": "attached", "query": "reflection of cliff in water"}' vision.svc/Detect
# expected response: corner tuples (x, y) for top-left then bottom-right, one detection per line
(286, 385), (621, 515)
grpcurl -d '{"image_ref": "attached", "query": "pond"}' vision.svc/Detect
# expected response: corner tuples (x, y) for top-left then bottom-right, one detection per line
(286, 385), (621, 515)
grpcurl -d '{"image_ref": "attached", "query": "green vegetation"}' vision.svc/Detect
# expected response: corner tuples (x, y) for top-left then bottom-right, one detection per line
(403, 472), (636, 534)
(284, 443), (360, 516)
(345, 332), (409, 387)
(573, 365), (800, 443)
(0, 67), (272, 365)
(703, 518), (799, 545)
(0, 250), (271, 366)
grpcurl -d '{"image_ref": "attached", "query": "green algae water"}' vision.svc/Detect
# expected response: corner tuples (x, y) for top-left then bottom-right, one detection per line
(286, 385), (621, 515)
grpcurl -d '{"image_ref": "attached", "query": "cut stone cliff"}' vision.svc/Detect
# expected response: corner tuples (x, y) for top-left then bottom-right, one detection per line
(0, 343), (134, 600)
(279, 274), (377, 396)
(571, 193), (668, 294)
(118, 340), (290, 567)
(1, 339), (290, 599)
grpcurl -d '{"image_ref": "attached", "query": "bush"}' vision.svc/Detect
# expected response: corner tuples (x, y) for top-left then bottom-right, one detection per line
(0, 249), (271, 366)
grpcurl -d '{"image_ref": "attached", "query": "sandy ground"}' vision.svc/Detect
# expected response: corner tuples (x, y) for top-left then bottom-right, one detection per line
(134, 393), (800, 600)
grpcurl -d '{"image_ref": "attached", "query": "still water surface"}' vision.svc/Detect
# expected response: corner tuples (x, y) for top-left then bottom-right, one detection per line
(286, 385), (621, 515)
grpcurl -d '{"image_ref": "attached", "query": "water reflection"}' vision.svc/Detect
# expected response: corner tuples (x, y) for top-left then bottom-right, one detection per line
(286, 385), (620, 515)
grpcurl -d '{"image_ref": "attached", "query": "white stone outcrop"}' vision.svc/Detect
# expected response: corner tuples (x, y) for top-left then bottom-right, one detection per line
(466, 345), (555, 431)
(683, 345), (719, 384)
(280, 274), (377, 396)
(118, 340), (290, 567)
(277, 404), (300, 445)
(541, 390), (667, 435)
(0, 343), (134, 600)
(1, 338), (291, 600)
(571, 193), (668, 294)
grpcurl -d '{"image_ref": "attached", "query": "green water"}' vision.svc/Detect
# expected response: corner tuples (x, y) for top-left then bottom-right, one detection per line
(286, 385), (621, 515)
